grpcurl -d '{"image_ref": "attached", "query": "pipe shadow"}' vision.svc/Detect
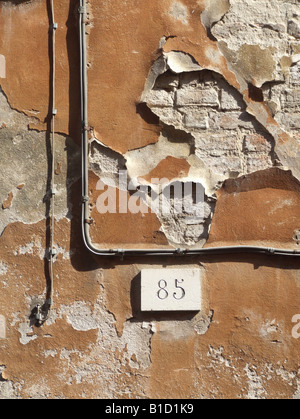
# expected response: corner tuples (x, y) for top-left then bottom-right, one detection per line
(66, 0), (99, 272)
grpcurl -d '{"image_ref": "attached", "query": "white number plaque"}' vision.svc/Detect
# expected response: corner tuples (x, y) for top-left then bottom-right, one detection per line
(141, 269), (202, 312)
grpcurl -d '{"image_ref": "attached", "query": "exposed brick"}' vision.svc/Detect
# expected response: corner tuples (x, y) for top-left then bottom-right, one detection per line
(288, 19), (300, 39)
(183, 110), (209, 130)
(220, 85), (245, 111)
(243, 133), (272, 153)
(280, 112), (300, 130)
(200, 155), (242, 175)
(151, 107), (183, 127)
(281, 88), (300, 109)
(145, 90), (174, 107)
(195, 134), (239, 156)
(290, 64), (300, 85)
(209, 111), (256, 130)
(176, 88), (219, 107)
(246, 155), (273, 173)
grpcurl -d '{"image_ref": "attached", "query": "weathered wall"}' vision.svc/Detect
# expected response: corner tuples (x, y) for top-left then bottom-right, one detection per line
(1, 0), (300, 399)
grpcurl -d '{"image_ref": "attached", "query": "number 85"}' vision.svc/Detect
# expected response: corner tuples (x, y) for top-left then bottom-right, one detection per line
(157, 279), (186, 301)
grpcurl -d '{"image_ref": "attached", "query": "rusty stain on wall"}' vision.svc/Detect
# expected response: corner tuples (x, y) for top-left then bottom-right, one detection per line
(0, 0), (300, 399)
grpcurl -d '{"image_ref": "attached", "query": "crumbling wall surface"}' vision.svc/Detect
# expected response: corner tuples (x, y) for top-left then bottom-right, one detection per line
(1, 0), (300, 399)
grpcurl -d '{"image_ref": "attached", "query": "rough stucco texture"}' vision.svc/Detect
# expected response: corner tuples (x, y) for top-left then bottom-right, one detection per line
(1, 0), (300, 399)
